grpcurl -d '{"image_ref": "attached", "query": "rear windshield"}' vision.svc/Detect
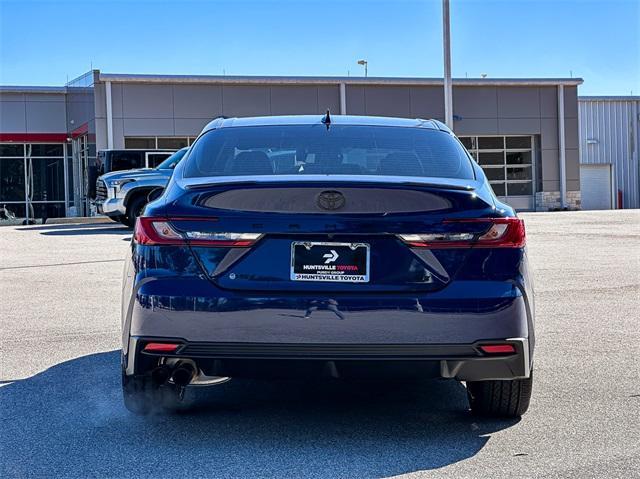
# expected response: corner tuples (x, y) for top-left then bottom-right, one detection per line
(109, 151), (145, 171)
(183, 125), (474, 180)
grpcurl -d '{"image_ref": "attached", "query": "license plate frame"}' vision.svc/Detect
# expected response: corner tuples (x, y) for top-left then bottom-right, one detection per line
(290, 241), (370, 283)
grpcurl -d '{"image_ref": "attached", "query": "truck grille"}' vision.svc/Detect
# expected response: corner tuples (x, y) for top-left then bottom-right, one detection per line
(95, 179), (107, 201)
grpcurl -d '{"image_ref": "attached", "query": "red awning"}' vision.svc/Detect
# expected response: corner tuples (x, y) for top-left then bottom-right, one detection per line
(0, 133), (69, 142)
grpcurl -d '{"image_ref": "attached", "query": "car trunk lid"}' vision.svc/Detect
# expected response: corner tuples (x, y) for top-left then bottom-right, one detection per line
(162, 178), (499, 293)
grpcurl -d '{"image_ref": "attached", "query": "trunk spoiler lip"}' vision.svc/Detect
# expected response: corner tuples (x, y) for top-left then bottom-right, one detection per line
(179, 174), (478, 192)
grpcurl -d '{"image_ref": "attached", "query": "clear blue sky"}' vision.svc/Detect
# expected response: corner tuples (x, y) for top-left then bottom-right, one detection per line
(0, 0), (638, 95)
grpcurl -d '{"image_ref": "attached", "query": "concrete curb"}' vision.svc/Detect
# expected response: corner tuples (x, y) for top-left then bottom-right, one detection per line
(0, 216), (113, 227)
(45, 216), (113, 225)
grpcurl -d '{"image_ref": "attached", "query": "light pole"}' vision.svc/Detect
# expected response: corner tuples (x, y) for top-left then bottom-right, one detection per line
(357, 59), (368, 77)
(442, 0), (453, 129)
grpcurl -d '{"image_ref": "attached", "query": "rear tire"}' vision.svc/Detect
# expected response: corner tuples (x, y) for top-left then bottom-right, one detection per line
(124, 195), (148, 228)
(122, 372), (194, 415)
(466, 371), (533, 418)
(108, 215), (123, 223)
(122, 374), (155, 415)
(119, 215), (133, 227)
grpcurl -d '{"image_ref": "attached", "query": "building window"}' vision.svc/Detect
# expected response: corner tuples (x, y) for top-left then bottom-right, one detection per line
(0, 144), (25, 157)
(124, 137), (156, 149)
(0, 157), (25, 201)
(459, 136), (534, 198)
(157, 137), (188, 150)
(0, 142), (68, 220)
(124, 137), (195, 150)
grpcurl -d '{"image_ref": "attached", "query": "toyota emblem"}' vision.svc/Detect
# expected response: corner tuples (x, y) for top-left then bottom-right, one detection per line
(317, 190), (346, 211)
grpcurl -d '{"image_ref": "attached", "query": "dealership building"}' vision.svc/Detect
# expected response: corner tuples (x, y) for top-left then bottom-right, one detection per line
(0, 70), (588, 218)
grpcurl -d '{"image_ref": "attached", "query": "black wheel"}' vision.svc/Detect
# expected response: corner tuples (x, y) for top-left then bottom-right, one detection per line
(466, 371), (533, 418)
(122, 373), (156, 415)
(122, 371), (194, 415)
(119, 215), (133, 227)
(108, 215), (123, 223)
(125, 195), (148, 228)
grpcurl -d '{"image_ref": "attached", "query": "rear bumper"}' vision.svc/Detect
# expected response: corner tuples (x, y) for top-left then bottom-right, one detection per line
(122, 276), (534, 381)
(124, 278), (532, 343)
(126, 337), (530, 381)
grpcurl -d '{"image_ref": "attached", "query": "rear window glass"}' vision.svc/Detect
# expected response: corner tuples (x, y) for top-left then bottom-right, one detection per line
(183, 125), (474, 180)
(110, 151), (145, 171)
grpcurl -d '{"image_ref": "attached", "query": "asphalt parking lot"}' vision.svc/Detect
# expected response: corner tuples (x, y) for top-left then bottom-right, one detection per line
(1, 210), (639, 478)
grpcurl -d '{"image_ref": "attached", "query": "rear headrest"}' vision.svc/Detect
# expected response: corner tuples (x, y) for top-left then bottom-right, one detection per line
(230, 151), (273, 175)
(378, 152), (423, 176)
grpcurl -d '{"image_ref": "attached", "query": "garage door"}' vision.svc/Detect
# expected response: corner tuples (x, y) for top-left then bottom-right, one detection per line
(458, 136), (535, 211)
(580, 164), (612, 210)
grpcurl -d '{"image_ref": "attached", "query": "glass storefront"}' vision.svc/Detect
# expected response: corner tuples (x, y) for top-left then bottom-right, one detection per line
(71, 134), (92, 216)
(66, 71), (96, 217)
(0, 142), (68, 221)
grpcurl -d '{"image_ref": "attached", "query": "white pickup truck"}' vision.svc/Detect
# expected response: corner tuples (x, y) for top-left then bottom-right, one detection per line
(95, 147), (188, 227)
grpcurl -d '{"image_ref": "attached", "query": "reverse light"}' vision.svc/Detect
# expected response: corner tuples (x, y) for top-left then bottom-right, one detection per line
(134, 217), (262, 247)
(398, 232), (475, 247)
(184, 231), (262, 247)
(143, 342), (180, 353)
(398, 217), (525, 249)
(479, 344), (516, 354)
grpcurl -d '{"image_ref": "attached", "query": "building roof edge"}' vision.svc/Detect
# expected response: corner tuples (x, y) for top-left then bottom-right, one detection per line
(97, 73), (584, 87)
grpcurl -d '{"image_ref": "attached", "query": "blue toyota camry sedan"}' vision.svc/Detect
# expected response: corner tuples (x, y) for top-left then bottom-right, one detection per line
(121, 113), (534, 417)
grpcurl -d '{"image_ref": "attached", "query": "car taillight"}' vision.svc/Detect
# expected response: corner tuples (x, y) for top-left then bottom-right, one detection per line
(183, 231), (262, 247)
(143, 342), (181, 353)
(134, 217), (263, 247)
(479, 344), (516, 354)
(398, 217), (525, 249)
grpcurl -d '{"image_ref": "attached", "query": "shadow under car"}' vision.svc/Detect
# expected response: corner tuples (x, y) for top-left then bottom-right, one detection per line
(0, 351), (519, 478)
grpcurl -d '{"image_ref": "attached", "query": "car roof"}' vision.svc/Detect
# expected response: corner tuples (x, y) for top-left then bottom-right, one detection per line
(200, 115), (451, 135)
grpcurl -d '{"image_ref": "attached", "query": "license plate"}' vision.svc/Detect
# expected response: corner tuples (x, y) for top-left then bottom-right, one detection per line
(291, 242), (370, 283)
